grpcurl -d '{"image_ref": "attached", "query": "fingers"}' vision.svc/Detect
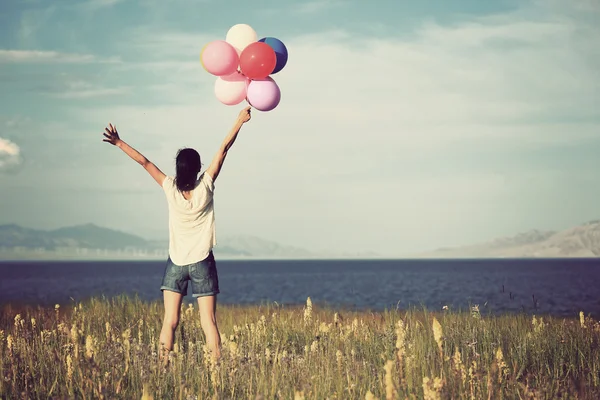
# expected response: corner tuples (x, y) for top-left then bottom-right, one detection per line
(103, 132), (112, 140)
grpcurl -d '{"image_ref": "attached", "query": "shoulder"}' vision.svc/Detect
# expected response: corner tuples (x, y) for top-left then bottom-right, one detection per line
(162, 176), (175, 191)
(200, 172), (215, 192)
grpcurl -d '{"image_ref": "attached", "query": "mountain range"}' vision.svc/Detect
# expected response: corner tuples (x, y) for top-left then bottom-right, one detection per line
(415, 220), (600, 258)
(0, 223), (323, 260)
(2, 220), (600, 260)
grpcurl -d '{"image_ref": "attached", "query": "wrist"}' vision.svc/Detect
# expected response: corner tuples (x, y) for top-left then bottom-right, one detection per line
(116, 139), (124, 148)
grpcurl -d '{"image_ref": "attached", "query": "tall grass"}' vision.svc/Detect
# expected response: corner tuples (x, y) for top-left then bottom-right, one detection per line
(1, 296), (599, 399)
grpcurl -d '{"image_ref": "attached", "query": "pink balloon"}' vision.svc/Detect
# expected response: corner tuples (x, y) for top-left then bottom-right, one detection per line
(201, 40), (239, 76)
(215, 71), (249, 106)
(247, 77), (281, 112)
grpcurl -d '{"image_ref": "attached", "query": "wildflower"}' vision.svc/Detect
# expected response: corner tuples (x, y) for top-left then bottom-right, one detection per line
(31, 318), (36, 330)
(365, 391), (378, 400)
(580, 311), (586, 328)
(534, 317), (545, 333)
(442, 305), (449, 310)
(185, 303), (194, 316)
(432, 317), (443, 354)
(303, 297), (313, 324)
(468, 361), (478, 400)
(70, 324), (79, 342)
(395, 319), (406, 363)
(85, 335), (95, 360)
(105, 321), (112, 341)
(384, 360), (397, 400)
(265, 347), (272, 363)
(202, 344), (212, 368)
(471, 305), (480, 319)
(66, 354), (73, 385)
(227, 341), (238, 359)
(319, 322), (331, 334)
(496, 347), (507, 383)
(138, 319), (144, 345)
(122, 329), (131, 372)
(141, 383), (154, 400)
(453, 349), (467, 385)
(422, 376), (443, 400)
(7, 334), (13, 357)
(334, 312), (339, 325)
(14, 314), (23, 329)
(336, 349), (343, 367)
(310, 340), (318, 353)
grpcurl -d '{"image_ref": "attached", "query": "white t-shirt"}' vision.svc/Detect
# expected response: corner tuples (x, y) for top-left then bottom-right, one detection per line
(162, 172), (216, 266)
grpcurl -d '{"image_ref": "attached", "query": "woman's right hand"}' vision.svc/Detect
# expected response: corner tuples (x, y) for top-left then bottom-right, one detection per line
(237, 106), (251, 124)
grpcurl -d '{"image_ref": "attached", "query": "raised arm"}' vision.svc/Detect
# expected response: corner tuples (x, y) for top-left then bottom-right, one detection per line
(102, 123), (166, 187)
(206, 106), (251, 182)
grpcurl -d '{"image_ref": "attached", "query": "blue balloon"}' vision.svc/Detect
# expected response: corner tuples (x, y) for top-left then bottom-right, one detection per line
(258, 37), (288, 74)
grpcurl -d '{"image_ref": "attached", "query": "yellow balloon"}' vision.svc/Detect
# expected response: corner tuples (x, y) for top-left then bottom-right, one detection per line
(199, 42), (209, 70)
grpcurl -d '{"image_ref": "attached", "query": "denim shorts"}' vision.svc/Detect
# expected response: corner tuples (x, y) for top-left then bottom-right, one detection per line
(160, 251), (220, 297)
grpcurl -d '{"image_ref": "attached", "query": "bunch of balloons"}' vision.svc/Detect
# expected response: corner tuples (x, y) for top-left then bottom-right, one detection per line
(200, 24), (288, 112)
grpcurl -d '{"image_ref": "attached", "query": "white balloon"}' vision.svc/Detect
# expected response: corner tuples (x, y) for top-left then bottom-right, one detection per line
(225, 24), (258, 53)
(214, 72), (248, 106)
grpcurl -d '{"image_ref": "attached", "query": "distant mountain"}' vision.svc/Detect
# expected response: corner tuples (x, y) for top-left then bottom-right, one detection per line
(0, 223), (147, 250)
(417, 220), (600, 258)
(220, 235), (313, 258)
(0, 223), (316, 259)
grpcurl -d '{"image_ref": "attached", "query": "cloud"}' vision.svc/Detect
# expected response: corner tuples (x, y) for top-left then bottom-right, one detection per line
(0, 50), (120, 64)
(43, 80), (131, 99)
(82, 0), (126, 9)
(293, 0), (346, 14)
(0, 138), (22, 173)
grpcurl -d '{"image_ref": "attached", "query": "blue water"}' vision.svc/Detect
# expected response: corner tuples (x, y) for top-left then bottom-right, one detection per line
(1, 258), (599, 317)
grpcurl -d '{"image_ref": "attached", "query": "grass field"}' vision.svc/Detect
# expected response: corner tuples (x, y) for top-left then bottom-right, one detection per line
(1, 296), (599, 399)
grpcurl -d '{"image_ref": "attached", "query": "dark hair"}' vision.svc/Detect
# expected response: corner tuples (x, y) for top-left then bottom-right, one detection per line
(174, 148), (201, 192)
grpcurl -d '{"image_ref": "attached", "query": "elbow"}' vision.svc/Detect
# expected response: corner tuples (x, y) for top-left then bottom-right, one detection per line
(140, 158), (150, 168)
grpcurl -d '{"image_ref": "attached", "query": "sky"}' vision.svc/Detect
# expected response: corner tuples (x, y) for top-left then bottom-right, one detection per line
(0, 0), (599, 256)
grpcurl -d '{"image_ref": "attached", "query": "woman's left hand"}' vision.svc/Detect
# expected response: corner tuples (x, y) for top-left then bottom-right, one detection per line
(102, 123), (121, 146)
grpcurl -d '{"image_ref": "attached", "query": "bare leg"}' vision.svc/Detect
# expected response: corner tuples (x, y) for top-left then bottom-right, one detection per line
(159, 290), (183, 365)
(197, 295), (222, 360)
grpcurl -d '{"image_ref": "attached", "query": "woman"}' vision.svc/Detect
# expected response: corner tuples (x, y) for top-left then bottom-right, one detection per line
(102, 106), (252, 362)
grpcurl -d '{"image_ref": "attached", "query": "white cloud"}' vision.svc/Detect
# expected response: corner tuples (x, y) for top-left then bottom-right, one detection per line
(85, 0), (125, 7)
(293, 0), (346, 14)
(0, 138), (22, 172)
(46, 80), (131, 99)
(0, 50), (120, 64)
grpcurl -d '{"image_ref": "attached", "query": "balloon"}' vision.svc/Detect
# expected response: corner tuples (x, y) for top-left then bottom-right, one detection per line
(247, 77), (281, 112)
(200, 40), (239, 76)
(258, 37), (288, 74)
(214, 71), (249, 106)
(239, 42), (277, 80)
(226, 24), (258, 53)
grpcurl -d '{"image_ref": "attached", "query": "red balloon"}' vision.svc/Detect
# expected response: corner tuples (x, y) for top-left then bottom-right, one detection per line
(239, 42), (277, 80)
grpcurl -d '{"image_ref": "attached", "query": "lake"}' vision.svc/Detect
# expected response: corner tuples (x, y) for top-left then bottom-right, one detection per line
(1, 258), (599, 317)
